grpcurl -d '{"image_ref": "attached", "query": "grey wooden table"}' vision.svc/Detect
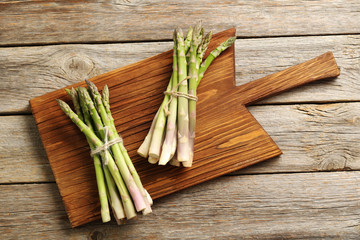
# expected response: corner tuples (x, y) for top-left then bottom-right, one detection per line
(1, 1), (360, 239)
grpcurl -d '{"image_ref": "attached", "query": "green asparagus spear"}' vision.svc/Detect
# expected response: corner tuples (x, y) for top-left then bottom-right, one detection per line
(148, 76), (172, 161)
(77, 87), (126, 221)
(65, 88), (111, 222)
(159, 31), (179, 165)
(102, 85), (152, 215)
(184, 26), (193, 53)
(65, 88), (84, 121)
(57, 99), (137, 219)
(183, 23), (203, 167)
(137, 109), (159, 158)
(86, 80), (147, 212)
(176, 28), (190, 163)
(197, 36), (236, 86)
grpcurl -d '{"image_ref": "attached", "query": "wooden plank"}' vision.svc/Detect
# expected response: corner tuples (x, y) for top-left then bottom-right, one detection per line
(0, 1), (360, 45)
(1, 35), (359, 114)
(0, 115), (53, 183)
(2, 102), (360, 184)
(242, 102), (360, 174)
(0, 172), (359, 239)
(0, 41), (174, 114)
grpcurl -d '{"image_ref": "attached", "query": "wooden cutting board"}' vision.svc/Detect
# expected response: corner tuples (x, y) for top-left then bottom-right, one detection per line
(30, 28), (340, 227)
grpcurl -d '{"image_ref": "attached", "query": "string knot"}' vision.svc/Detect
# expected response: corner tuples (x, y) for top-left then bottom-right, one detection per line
(90, 126), (123, 165)
(163, 76), (198, 115)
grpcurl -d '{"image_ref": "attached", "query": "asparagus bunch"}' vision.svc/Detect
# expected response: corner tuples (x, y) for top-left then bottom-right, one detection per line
(138, 23), (236, 167)
(58, 82), (152, 224)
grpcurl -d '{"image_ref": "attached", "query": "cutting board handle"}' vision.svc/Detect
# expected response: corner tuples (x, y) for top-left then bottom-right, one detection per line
(233, 52), (340, 105)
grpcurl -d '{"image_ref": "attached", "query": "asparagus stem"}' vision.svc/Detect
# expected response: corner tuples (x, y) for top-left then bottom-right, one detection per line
(86, 80), (147, 212)
(120, 143), (152, 215)
(101, 85), (152, 214)
(94, 157), (111, 222)
(144, 189), (153, 206)
(57, 99), (137, 219)
(137, 109), (159, 158)
(176, 28), (190, 162)
(78, 87), (113, 167)
(169, 153), (181, 167)
(78, 88), (129, 220)
(183, 23), (203, 168)
(148, 76), (173, 160)
(102, 85), (153, 213)
(148, 156), (159, 164)
(197, 36), (236, 86)
(159, 32), (179, 165)
(170, 124), (177, 160)
(77, 89), (135, 218)
(139, 28), (235, 167)
(66, 87), (111, 222)
(103, 165), (126, 220)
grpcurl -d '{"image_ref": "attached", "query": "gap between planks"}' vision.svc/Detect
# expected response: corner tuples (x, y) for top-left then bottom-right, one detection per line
(2, 100), (360, 117)
(2, 169), (359, 186)
(1, 32), (360, 49)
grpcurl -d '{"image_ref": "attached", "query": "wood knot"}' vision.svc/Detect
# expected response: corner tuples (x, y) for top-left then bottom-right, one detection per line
(89, 230), (104, 240)
(61, 54), (96, 82)
(351, 116), (360, 125)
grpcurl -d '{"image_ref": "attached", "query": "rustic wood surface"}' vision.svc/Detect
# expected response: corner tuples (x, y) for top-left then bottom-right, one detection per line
(1, 1), (360, 45)
(2, 102), (360, 183)
(1, 0), (360, 239)
(1, 35), (359, 114)
(0, 172), (359, 239)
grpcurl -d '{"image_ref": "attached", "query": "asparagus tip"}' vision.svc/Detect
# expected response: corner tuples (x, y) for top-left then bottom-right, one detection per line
(185, 26), (193, 40)
(200, 27), (204, 37)
(194, 20), (202, 30)
(77, 86), (93, 106)
(77, 86), (85, 97)
(85, 79), (98, 93)
(187, 26), (193, 33)
(193, 22), (202, 36)
(103, 85), (109, 98)
(70, 87), (77, 97)
(64, 88), (71, 96)
(198, 31), (213, 57)
(75, 87), (82, 95)
(103, 84), (109, 91)
(176, 27), (183, 38)
(173, 29), (177, 42)
(223, 36), (236, 47)
(192, 23), (203, 47)
(56, 99), (71, 114)
(206, 31), (213, 41)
